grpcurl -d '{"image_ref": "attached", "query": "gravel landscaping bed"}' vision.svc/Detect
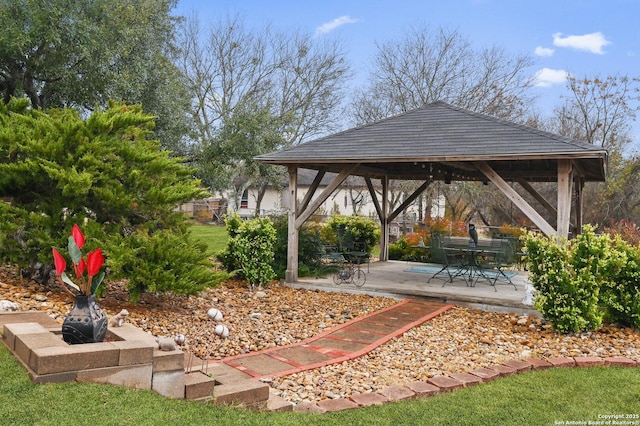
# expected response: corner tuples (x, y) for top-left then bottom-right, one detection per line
(2, 266), (639, 405)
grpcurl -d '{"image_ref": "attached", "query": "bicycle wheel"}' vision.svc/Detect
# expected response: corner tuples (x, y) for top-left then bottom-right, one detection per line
(332, 270), (343, 285)
(353, 269), (366, 287)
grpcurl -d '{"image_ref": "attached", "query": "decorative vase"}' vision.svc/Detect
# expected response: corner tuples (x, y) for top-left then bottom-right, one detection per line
(62, 295), (108, 344)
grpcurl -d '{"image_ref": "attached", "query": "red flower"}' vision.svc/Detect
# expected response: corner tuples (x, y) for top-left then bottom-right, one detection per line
(87, 248), (104, 277)
(75, 258), (86, 277)
(52, 248), (66, 275)
(52, 226), (106, 298)
(72, 224), (85, 249)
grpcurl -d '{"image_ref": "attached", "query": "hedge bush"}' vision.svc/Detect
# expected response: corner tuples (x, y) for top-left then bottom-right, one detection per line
(218, 213), (276, 288)
(600, 235), (640, 328)
(324, 215), (379, 254)
(524, 225), (640, 332)
(105, 227), (227, 303)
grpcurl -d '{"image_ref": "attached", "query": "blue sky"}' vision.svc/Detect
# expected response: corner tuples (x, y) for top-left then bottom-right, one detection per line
(175, 0), (639, 136)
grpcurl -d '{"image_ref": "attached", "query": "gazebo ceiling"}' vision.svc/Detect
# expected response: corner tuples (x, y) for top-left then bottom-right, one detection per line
(256, 101), (608, 183)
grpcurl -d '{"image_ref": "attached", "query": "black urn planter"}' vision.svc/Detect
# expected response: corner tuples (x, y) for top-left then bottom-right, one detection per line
(62, 295), (108, 344)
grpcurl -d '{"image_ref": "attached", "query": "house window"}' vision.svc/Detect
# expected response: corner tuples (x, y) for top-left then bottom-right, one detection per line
(240, 189), (249, 209)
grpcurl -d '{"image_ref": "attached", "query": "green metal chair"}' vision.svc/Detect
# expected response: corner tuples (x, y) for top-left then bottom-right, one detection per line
(427, 235), (466, 285)
(479, 238), (518, 290)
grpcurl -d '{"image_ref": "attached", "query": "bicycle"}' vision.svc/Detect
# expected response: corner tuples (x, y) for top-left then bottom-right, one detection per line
(332, 259), (366, 287)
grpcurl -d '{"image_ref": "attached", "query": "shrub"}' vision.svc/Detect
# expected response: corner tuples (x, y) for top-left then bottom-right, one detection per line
(423, 217), (467, 236)
(523, 226), (605, 333)
(600, 235), (640, 328)
(217, 213), (244, 274)
(388, 238), (408, 260)
(388, 236), (431, 262)
(0, 100), (214, 300)
(105, 228), (227, 303)
(526, 226), (640, 332)
(603, 219), (640, 246)
(325, 215), (379, 254)
(218, 214), (276, 288)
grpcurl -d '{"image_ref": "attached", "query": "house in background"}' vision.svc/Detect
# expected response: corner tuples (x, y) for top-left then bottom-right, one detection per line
(182, 169), (445, 239)
(223, 169), (378, 219)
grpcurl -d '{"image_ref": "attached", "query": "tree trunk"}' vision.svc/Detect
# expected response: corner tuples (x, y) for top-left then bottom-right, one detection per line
(255, 182), (268, 217)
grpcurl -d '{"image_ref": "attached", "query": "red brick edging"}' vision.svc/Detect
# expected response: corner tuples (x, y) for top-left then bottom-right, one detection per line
(292, 356), (639, 413)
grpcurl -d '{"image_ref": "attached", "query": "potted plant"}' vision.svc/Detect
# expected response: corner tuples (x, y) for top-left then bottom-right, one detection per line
(52, 224), (107, 344)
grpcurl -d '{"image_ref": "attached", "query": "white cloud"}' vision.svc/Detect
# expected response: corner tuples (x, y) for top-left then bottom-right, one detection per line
(552, 32), (611, 54)
(534, 46), (555, 57)
(532, 68), (569, 88)
(314, 16), (359, 37)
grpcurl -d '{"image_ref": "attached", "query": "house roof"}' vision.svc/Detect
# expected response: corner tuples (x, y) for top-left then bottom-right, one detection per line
(256, 101), (608, 183)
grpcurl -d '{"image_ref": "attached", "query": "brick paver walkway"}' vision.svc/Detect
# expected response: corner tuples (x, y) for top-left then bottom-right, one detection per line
(217, 299), (453, 379)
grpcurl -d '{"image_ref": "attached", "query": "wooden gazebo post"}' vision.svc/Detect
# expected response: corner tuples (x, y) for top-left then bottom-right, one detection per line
(285, 166), (298, 282)
(379, 175), (389, 261)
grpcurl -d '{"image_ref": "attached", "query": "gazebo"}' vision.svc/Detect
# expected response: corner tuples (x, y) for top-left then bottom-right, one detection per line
(255, 101), (608, 282)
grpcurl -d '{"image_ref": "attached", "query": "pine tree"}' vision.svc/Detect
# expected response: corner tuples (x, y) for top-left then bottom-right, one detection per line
(0, 99), (224, 301)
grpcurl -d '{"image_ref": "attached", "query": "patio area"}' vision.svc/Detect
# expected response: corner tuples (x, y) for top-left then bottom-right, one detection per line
(290, 260), (536, 316)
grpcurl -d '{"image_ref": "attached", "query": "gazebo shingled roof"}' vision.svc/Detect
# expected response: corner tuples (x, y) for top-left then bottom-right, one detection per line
(256, 101), (608, 283)
(256, 101), (607, 183)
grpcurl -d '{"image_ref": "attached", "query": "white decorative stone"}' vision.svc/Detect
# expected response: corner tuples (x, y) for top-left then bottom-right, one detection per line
(174, 333), (186, 346)
(522, 282), (535, 305)
(207, 308), (223, 321)
(156, 336), (176, 351)
(0, 300), (19, 312)
(213, 324), (229, 338)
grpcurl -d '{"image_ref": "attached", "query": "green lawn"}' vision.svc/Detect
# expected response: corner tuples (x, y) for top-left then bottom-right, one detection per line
(190, 223), (228, 254)
(1, 345), (637, 426)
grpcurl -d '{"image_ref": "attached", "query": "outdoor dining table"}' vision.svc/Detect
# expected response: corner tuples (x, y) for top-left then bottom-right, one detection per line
(443, 244), (504, 289)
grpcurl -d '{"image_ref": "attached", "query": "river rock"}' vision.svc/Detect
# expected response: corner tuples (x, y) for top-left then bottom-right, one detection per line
(1, 266), (639, 407)
(0, 300), (19, 312)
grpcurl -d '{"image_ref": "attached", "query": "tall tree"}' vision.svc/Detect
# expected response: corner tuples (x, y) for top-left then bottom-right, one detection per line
(177, 14), (351, 205)
(552, 74), (640, 153)
(551, 74), (640, 226)
(0, 0), (190, 154)
(351, 25), (535, 124)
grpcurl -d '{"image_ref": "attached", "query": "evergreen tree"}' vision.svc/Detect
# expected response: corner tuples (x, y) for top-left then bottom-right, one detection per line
(0, 99), (223, 301)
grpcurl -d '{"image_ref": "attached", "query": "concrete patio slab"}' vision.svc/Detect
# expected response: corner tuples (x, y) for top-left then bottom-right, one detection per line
(291, 260), (535, 316)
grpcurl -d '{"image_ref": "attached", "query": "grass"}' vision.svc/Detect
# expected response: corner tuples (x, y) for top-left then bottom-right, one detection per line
(1, 345), (638, 426)
(189, 223), (228, 254)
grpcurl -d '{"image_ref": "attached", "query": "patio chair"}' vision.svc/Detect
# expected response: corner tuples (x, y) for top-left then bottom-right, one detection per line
(427, 240), (466, 286)
(316, 245), (345, 278)
(479, 238), (518, 290)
